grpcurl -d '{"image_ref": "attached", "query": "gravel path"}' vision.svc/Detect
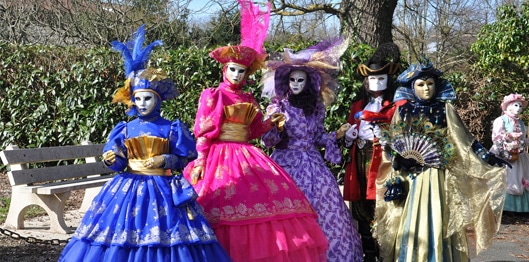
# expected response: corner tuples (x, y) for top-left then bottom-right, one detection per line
(1, 172), (529, 261)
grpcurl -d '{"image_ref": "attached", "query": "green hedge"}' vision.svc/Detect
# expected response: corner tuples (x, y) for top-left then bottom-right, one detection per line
(3, 41), (511, 177)
(0, 43), (369, 148)
(0, 44), (122, 148)
(0, 42), (373, 173)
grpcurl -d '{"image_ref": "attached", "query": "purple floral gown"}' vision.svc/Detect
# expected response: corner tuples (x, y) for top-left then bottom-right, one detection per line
(262, 99), (363, 262)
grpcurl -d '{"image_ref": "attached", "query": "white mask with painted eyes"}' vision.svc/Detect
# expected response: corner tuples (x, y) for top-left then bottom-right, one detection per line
(507, 101), (524, 116)
(289, 70), (307, 95)
(368, 74), (388, 91)
(134, 91), (157, 116)
(225, 62), (247, 84)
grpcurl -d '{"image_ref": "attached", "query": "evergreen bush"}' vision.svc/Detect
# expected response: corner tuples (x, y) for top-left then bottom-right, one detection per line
(0, 42), (374, 174)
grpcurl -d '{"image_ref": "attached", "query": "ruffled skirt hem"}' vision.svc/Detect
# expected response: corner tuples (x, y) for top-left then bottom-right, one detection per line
(504, 191), (529, 212)
(59, 238), (231, 262)
(213, 216), (328, 262)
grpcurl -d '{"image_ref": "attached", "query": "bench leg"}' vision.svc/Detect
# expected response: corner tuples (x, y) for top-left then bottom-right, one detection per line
(80, 186), (103, 213)
(5, 188), (73, 234)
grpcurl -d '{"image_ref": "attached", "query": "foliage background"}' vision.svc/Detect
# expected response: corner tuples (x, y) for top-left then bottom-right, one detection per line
(2, 3), (529, 174)
(0, 44), (366, 145)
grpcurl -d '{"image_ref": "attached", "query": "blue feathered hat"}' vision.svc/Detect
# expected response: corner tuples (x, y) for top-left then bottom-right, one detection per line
(394, 58), (456, 102)
(396, 58), (443, 86)
(111, 25), (178, 115)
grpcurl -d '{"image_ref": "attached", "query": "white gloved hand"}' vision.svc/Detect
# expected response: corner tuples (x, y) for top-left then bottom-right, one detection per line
(346, 124), (358, 140)
(143, 155), (165, 169)
(344, 124), (358, 147)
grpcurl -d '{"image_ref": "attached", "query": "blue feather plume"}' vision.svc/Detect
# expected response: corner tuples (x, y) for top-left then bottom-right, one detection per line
(111, 24), (162, 76)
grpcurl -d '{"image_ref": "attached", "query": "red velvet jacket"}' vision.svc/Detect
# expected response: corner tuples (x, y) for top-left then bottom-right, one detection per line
(343, 99), (404, 201)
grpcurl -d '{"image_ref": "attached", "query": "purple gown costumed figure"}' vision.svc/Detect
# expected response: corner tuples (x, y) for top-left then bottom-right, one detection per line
(182, 1), (329, 261)
(261, 38), (364, 262)
(59, 25), (231, 262)
(490, 94), (529, 212)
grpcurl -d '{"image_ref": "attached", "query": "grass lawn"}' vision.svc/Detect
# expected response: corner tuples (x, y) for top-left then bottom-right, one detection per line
(0, 197), (47, 225)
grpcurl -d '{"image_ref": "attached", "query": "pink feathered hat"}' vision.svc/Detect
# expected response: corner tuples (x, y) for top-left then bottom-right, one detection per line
(209, 45), (257, 68)
(209, 0), (270, 76)
(501, 93), (528, 112)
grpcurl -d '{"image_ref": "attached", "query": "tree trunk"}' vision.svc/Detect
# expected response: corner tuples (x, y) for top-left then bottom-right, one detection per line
(340, 0), (398, 47)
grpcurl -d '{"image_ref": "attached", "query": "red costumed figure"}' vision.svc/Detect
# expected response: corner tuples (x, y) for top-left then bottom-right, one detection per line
(342, 43), (402, 262)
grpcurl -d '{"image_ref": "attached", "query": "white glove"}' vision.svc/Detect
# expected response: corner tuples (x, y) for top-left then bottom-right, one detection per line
(344, 124), (358, 147)
(143, 155), (165, 169)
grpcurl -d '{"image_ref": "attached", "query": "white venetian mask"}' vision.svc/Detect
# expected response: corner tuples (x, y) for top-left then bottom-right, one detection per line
(289, 70), (307, 95)
(225, 62), (247, 85)
(507, 101), (524, 117)
(134, 91), (158, 116)
(368, 74), (388, 91)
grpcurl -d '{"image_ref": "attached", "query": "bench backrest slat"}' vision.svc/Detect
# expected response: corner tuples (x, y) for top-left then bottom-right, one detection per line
(8, 162), (113, 186)
(1, 143), (115, 186)
(0, 144), (105, 165)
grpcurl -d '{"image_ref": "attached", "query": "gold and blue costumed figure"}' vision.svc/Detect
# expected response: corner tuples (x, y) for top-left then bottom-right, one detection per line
(59, 25), (231, 262)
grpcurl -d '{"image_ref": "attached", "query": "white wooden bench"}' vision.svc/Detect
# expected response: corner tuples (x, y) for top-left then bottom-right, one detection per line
(0, 141), (115, 233)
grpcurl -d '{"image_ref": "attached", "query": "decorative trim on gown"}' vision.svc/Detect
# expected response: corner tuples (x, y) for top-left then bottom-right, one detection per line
(262, 100), (363, 261)
(59, 118), (231, 262)
(184, 87), (328, 262)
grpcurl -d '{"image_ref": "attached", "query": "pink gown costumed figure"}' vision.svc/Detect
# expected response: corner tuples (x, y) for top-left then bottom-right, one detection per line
(490, 94), (529, 212)
(183, 1), (329, 261)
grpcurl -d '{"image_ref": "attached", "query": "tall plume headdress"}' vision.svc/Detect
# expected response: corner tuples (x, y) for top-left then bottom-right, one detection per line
(111, 24), (179, 116)
(209, 0), (270, 76)
(261, 37), (350, 106)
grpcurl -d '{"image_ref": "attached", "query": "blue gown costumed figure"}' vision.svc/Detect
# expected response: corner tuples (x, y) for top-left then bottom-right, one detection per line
(59, 25), (231, 262)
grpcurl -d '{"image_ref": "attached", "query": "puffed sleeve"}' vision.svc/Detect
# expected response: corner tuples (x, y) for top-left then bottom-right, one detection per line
(261, 101), (283, 147)
(313, 103), (341, 164)
(491, 117), (507, 145)
(247, 92), (273, 140)
(193, 88), (224, 167)
(102, 121), (128, 172)
(163, 119), (198, 171)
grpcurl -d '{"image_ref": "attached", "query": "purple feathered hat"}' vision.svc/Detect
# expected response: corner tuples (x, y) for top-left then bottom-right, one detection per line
(261, 37), (349, 106)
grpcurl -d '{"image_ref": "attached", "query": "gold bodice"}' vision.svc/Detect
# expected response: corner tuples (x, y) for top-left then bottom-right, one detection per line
(219, 102), (258, 142)
(124, 135), (169, 175)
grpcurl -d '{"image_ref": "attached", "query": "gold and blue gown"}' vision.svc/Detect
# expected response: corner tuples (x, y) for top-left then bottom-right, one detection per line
(375, 102), (505, 262)
(59, 113), (231, 262)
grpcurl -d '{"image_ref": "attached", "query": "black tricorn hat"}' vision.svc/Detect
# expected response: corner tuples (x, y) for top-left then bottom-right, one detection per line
(358, 42), (401, 76)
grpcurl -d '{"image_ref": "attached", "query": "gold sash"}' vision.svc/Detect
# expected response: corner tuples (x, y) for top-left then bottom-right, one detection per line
(128, 159), (168, 176)
(124, 135), (170, 175)
(218, 123), (249, 142)
(218, 102), (257, 142)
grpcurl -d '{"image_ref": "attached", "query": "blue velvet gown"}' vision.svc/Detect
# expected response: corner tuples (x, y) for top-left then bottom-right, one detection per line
(59, 111), (231, 262)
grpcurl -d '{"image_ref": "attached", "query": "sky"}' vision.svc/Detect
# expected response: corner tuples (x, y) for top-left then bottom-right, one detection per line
(187, 1), (222, 18)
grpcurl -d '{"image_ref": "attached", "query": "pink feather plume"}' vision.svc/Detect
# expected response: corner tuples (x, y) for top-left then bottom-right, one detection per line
(238, 0), (270, 55)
